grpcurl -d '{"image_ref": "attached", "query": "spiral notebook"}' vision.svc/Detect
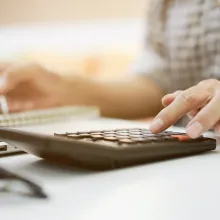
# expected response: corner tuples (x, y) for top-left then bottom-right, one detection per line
(0, 106), (100, 156)
(0, 106), (100, 127)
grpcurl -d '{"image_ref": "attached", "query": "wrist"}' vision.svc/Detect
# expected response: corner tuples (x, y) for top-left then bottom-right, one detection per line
(58, 75), (98, 106)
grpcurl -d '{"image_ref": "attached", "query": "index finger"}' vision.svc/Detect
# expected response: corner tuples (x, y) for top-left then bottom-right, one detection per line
(150, 86), (212, 133)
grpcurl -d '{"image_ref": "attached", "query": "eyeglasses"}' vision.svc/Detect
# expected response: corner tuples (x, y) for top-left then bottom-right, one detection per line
(0, 166), (48, 199)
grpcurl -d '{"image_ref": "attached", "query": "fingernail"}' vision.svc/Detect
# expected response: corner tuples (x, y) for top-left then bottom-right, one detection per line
(150, 118), (164, 132)
(186, 121), (203, 139)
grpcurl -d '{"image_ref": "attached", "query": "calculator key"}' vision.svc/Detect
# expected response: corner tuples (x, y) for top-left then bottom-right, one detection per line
(104, 136), (118, 141)
(163, 136), (179, 141)
(90, 132), (103, 135)
(115, 129), (128, 132)
(131, 137), (150, 142)
(162, 131), (184, 135)
(65, 132), (79, 136)
(142, 129), (151, 132)
(129, 134), (143, 138)
(119, 139), (134, 144)
(129, 132), (142, 136)
(77, 131), (90, 135)
(78, 134), (91, 138)
(117, 135), (130, 139)
(129, 128), (141, 131)
(171, 135), (191, 141)
(104, 131), (116, 134)
(91, 135), (103, 139)
(116, 133), (129, 136)
(129, 129), (142, 132)
(66, 134), (82, 138)
(142, 133), (159, 137)
(89, 130), (103, 134)
(103, 134), (116, 137)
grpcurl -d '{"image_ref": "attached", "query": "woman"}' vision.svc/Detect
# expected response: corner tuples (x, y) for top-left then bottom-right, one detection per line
(0, 0), (220, 139)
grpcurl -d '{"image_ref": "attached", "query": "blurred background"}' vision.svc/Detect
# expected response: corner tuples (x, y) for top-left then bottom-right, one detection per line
(0, 0), (147, 79)
(0, 0), (145, 24)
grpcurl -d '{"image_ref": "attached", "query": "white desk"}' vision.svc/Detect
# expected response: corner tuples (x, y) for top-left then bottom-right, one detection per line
(0, 118), (220, 220)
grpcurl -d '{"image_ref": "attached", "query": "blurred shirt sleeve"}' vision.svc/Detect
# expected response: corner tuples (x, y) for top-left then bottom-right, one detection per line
(131, 42), (171, 94)
(132, 0), (220, 95)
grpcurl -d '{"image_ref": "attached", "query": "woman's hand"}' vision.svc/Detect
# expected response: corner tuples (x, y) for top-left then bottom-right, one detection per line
(0, 62), (80, 113)
(150, 79), (220, 138)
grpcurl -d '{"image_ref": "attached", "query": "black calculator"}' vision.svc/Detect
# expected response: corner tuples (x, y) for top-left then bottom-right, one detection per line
(0, 128), (216, 170)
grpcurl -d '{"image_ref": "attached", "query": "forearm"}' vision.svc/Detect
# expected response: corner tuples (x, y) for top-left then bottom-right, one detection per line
(66, 76), (165, 119)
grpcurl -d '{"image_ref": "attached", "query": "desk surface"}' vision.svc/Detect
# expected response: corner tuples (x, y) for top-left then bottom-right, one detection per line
(1, 118), (220, 220)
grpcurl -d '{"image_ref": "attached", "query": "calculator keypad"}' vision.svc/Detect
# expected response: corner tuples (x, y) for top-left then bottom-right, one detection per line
(54, 128), (197, 147)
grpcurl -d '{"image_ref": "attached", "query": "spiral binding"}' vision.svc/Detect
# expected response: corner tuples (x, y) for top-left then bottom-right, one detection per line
(0, 106), (99, 127)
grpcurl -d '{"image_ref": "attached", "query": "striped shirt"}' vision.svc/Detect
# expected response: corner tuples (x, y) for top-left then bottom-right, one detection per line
(134, 0), (220, 95)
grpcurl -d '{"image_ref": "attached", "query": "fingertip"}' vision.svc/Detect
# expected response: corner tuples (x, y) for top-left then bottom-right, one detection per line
(186, 121), (203, 139)
(150, 118), (165, 133)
